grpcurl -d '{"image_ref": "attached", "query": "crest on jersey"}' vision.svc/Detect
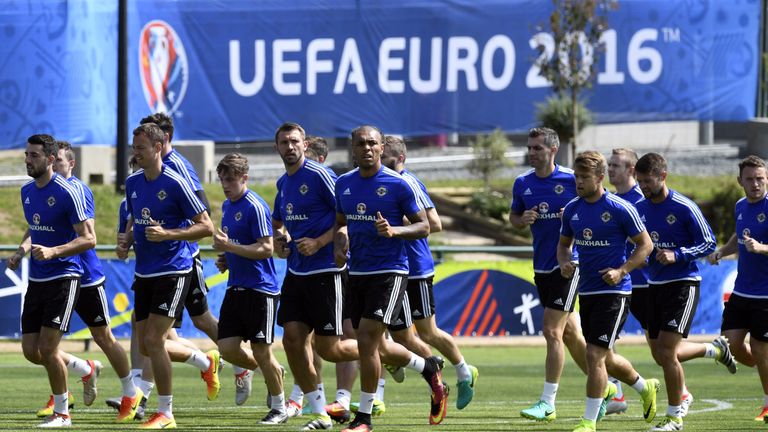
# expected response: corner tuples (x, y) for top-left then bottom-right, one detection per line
(234, 211), (242, 221)
(601, 211), (611, 222)
(376, 186), (388, 197)
(759, 213), (766, 223)
(356, 203), (367, 214)
(650, 231), (660, 242)
(743, 228), (751, 238)
(141, 207), (151, 219)
(138, 20), (188, 115)
(47, 196), (56, 207)
(554, 184), (564, 194)
(539, 202), (550, 214)
(157, 189), (167, 200)
(583, 228), (593, 240)
(666, 214), (676, 225)
(285, 203), (293, 215)
(32, 213), (40, 225)
(299, 183), (309, 195)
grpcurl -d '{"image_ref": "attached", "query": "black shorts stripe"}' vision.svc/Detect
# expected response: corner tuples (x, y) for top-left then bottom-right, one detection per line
(608, 297), (627, 349)
(401, 292), (413, 328)
(265, 297), (274, 344)
(419, 280), (432, 318)
(334, 273), (343, 334)
(97, 286), (110, 325)
(565, 267), (579, 311)
(383, 276), (405, 324)
(61, 279), (78, 331)
(169, 276), (185, 317)
(679, 285), (695, 332)
(194, 256), (207, 295)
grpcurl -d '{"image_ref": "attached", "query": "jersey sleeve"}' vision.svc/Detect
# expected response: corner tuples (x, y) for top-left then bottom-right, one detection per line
(618, 202), (645, 238)
(510, 177), (525, 214)
(175, 179), (207, 220)
(334, 181), (344, 214)
(249, 197), (273, 239)
(118, 199), (129, 233)
(272, 178), (284, 223)
(65, 183), (89, 226)
(559, 202), (575, 238)
(317, 168), (338, 212)
(677, 204), (716, 261)
(398, 178), (423, 216)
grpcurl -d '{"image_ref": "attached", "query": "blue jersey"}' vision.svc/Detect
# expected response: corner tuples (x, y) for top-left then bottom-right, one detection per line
(21, 174), (88, 281)
(163, 149), (203, 256)
(273, 159), (338, 275)
(335, 166), (422, 275)
(125, 165), (207, 278)
(118, 198), (130, 234)
(401, 170), (436, 279)
(561, 192), (645, 295)
(511, 165), (578, 272)
(222, 190), (278, 294)
(616, 185), (649, 289)
(67, 176), (105, 288)
(635, 190), (716, 284)
(733, 195), (768, 298)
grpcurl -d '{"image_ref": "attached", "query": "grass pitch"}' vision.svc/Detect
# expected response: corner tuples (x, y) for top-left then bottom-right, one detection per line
(0, 344), (761, 431)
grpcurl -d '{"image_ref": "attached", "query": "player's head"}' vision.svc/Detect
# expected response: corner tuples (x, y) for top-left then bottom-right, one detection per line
(635, 152), (668, 200)
(304, 146), (319, 162)
(217, 153), (249, 201)
(573, 150), (606, 199)
(608, 148), (638, 187)
(306, 135), (328, 164)
(382, 135), (406, 171)
(25, 134), (56, 179)
(274, 122), (307, 167)
(738, 155), (768, 202)
(527, 127), (559, 170)
(140, 112), (174, 144)
(128, 155), (138, 172)
(350, 125), (384, 170)
(53, 140), (76, 178)
(131, 123), (164, 170)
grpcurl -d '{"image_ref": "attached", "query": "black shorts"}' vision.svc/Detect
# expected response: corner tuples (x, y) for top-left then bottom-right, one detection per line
(648, 281), (700, 339)
(579, 294), (630, 349)
(348, 273), (407, 329)
(75, 285), (110, 328)
(277, 271), (345, 336)
(183, 253), (209, 317)
(388, 277), (436, 331)
(218, 288), (279, 344)
(133, 273), (191, 322)
(341, 268), (353, 321)
(22, 278), (80, 334)
(534, 268), (579, 312)
(629, 288), (651, 330)
(722, 293), (768, 342)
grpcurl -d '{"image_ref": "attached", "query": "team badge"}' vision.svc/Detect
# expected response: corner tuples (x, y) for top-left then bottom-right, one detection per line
(759, 213), (766, 223)
(601, 211), (611, 222)
(141, 207), (151, 219)
(356, 203), (367, 214)
(538, 202), (549, 213)
(650, 231), (659, 242)
(554, 184), (564, 194)
(666, 214), (676, 225)
(223, 226), (228, 234)
(376, 186), (388, 197)
(47, 196), (56, 207)
(234, 211), (242, 221)
(285, 203), (293, 215)
(299, 184), (309, 195)
(583, 228), (593, 240)
(157, 189), (167, 200)
(743, 228), (751, 238)
(32, 213), (40, 225)
(138, 20), (189, 115)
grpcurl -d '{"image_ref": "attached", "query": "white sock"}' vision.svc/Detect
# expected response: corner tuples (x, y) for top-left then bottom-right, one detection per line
(454, 357), (471, 382)
(53, 393), (69, 416)
(139, 380), (155, 399)
(336, 389), (352, 410)
(667, 405), (682, 418)
(541, 382), (558, 407)
(271, 394), (286, 413)
(358, 391), (376, 415)
(317, 383), (325, 394)
(631, 376), (646, 393)
(157, 395), (173, 418)
(131, 368), (142, 382)
(703, 343), (717, 359)
(584, 397), (602, 421)
(185, 351), (211, 372)
(66, 356), (92, 377)
(306, 390), (326, 415)
(375, 378), (386, 402)
(289, 384), (304, 404)
(119, 374), (137, 397)
(232, 365), (247, 375)
(609, 376), (623, 399)
(406, 354), (425, 373)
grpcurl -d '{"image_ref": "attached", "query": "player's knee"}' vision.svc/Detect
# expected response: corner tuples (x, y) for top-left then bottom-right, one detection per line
(542, 326), (564, 343)
(37, 341), (58, 360)
(90, 329), (115, 348)
(281, 334), (304, 353)
(22, 344), (41, 364)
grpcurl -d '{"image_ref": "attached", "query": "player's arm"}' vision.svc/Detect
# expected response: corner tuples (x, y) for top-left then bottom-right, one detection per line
(8, 229), (31, 270)
(213, 229), (273, 260)
(195, 190), (212, 216)
(145, 211), (214, 242)
(708, 233), (738, 264)
(509, 206), (539, 229)
(294, 226), (335, 257)
(676, 210), (717, 261)
(333, 213), (349, 266)
(556, 235), (577, 278)
(377, 209), (429, 240)
(620, 230), (653, 275)
(426, 207), (442, 233)
(32, 219), (97, 261)
(271, 219), (291, 258)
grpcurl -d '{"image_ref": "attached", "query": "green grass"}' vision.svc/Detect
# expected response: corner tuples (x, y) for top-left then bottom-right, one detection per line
(0, 344), (761, 431)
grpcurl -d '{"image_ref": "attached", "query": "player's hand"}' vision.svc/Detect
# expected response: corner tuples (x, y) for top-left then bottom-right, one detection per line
(655, 247), (676, 265)
(333, 232), (349, 267)
(144, 218), (167, 242)
(215, 253), (228, 273)
(115, 234), (131, 260)
(521, 206), (539, 226)
(295, 237), (321, 256)
(743, 233), (765, 254)
(375, 211), (394, 238)
(213, 227), (229, 251)
(599, 267), (626, 286)
(30, 244), (56, 261)
(706, 250), (723, 265)
(7, 250), (24, 270)
(560, 261), (576, 279)
(274, 234), (291, 258)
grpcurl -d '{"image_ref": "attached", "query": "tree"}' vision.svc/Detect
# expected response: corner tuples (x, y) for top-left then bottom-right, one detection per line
(535, 0), (616, 163)
(468, 128), (512, 190)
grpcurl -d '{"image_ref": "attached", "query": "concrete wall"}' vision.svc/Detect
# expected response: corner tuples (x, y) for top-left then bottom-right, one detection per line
(73, 145), (113, 185)
(173, 141), (215, 183)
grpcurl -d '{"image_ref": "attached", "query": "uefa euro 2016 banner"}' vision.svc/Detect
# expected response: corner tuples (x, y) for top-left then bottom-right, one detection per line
(0, 257), (734, 339)
(0, 0), (760, 148)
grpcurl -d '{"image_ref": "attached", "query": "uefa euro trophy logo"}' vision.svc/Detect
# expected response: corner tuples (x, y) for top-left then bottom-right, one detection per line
(139, 20), (188, 115)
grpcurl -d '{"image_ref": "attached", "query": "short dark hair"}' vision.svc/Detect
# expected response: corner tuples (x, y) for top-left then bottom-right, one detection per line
(274, 122), (306, 144)
(383, 135), (406, 159)
(529, 127), (559, 149)
(140, 113), (174, 141)
(739, 155), (767, 176)
(217, 153), (249, 177)
(133, 123), (165, 145)
(350, 125), (384, 143)
(27, 134), (57, 157)
(307, 135), (328, 159)
(635, 153), (667, 177)
(56, 140), (76, 162)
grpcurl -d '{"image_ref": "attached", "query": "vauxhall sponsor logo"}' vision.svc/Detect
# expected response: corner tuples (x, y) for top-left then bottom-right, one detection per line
(29, 213), (55, 232)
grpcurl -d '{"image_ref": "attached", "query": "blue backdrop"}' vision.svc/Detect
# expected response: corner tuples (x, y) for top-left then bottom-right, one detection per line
(0, 0), (760, 147)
